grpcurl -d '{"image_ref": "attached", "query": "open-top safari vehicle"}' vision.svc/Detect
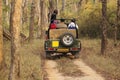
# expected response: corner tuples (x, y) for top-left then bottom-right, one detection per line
(44, 19), (81, 58)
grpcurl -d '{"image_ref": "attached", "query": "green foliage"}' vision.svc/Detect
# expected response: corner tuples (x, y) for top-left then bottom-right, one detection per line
(2, 3), (10, 29)
(77, 2), (102, 38)
(79, 19), (100, 38)
(59, 0), (120, 39)
(3, 5), (9, 12)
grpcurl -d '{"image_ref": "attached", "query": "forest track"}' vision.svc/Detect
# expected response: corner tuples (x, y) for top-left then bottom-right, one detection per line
(44, 57), (105, 80)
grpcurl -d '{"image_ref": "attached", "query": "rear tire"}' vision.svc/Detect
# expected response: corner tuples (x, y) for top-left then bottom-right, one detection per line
(60, 33), (75, 47)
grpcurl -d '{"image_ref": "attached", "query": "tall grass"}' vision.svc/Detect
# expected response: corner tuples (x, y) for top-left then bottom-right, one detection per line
(80, 39), (120, 80)
(0, 39), (44, 80)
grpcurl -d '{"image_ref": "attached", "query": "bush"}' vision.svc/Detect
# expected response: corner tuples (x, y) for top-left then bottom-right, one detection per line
(78, 9), (101, 38)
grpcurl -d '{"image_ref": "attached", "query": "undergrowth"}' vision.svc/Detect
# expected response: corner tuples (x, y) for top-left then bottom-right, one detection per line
(80, 39), (120, 80)
(0, 39), (44, 80)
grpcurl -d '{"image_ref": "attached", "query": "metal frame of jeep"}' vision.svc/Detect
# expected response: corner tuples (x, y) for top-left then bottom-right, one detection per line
(44, 19), (81, 58)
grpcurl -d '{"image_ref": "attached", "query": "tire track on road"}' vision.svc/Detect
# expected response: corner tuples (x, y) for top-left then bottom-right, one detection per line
(44, 59), (105, 80)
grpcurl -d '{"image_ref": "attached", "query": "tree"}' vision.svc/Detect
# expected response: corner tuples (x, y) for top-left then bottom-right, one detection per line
(77, 0), (83, 12)
(21, 0), (27, 27)
(114, 0), (120, 46)
(36, 0), (41, 38)
(93, 0), (96, 4)
(29, 0), (35, 42)
(8, 0), (22, 80)
(0, 0), (3, 66)
(117, 0), (120, 32)
(9, 0), (14, 32)
(85, 0), (88, 4)
(40, 0), (46, 39)
(101, 0), (108, 54)
(49, 0), (55, 13)
(48, 0), (55, 22)
(62, 0), (65, 11)
(56, 0), (58, 10)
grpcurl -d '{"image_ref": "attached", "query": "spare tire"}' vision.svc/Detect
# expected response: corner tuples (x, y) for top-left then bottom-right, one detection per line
(60, 33), (74, 47)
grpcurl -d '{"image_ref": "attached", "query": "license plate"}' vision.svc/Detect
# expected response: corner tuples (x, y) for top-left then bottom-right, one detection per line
(52, 41), (59, 47)
(57, 48), (69, 52)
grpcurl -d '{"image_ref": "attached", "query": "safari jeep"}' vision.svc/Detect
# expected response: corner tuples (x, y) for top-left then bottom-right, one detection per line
(44, 23), (81, 58)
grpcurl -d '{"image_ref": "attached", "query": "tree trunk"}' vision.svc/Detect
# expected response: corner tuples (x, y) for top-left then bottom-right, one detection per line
(45, 1), (49, 31)
(101, 0), (107, 54)
(9, 0), (15, 32)
(0, 0), (3, 66)
(62, 0), (65, 11)
(29, 0), (35, 42)
(8, 0), (22, 80)
(40, 0), (44, 39)
(48, 0), (55, 23)
(117, 0), (120, 22)
(77, 0), (83, 12)
(49, 0), (55, 13)
(56, 0), (58, 10)
(78, 0), (83, 8)
(21, 0), (27, 29)
(114, 0), (120, 46)
(93, 0), (96, 4)
(85, 0), (88, 4)
(36, 0), (41, 38)
(40, 0), (46, 39)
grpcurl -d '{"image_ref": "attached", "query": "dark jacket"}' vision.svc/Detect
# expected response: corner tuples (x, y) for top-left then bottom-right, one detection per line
(51, 13), (57, 22)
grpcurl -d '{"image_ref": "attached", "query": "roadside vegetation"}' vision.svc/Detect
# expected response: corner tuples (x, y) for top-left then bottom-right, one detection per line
(80, 39), (120, 80)
(0, 40), (43, 80)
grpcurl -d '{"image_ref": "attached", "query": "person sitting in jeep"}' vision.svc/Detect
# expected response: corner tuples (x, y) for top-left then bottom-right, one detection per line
(56, 19), (67, 29)
(50, 9), (58, 23)
(68, 19), (79, 38)
(68, 19), (78, 29)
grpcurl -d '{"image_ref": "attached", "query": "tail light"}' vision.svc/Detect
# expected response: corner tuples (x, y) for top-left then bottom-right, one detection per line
(47, 48), (55, 51)
(71, 48), (78, 51)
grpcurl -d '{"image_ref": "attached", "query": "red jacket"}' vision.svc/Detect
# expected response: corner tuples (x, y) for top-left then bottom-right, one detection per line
(50, 23), (56, 29)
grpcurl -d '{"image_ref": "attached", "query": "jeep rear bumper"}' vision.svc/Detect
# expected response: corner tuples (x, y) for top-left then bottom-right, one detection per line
(45, 47), (81, 53)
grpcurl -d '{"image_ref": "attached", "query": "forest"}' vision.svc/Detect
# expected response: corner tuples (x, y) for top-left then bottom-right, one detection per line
(0, 0), (120, 80)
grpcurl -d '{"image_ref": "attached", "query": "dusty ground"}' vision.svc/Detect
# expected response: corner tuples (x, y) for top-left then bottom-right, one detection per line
(44, 58), (105, 80)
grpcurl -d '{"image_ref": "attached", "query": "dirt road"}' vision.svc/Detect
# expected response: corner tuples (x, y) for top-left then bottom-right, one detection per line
(44, 58), (105, 80)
